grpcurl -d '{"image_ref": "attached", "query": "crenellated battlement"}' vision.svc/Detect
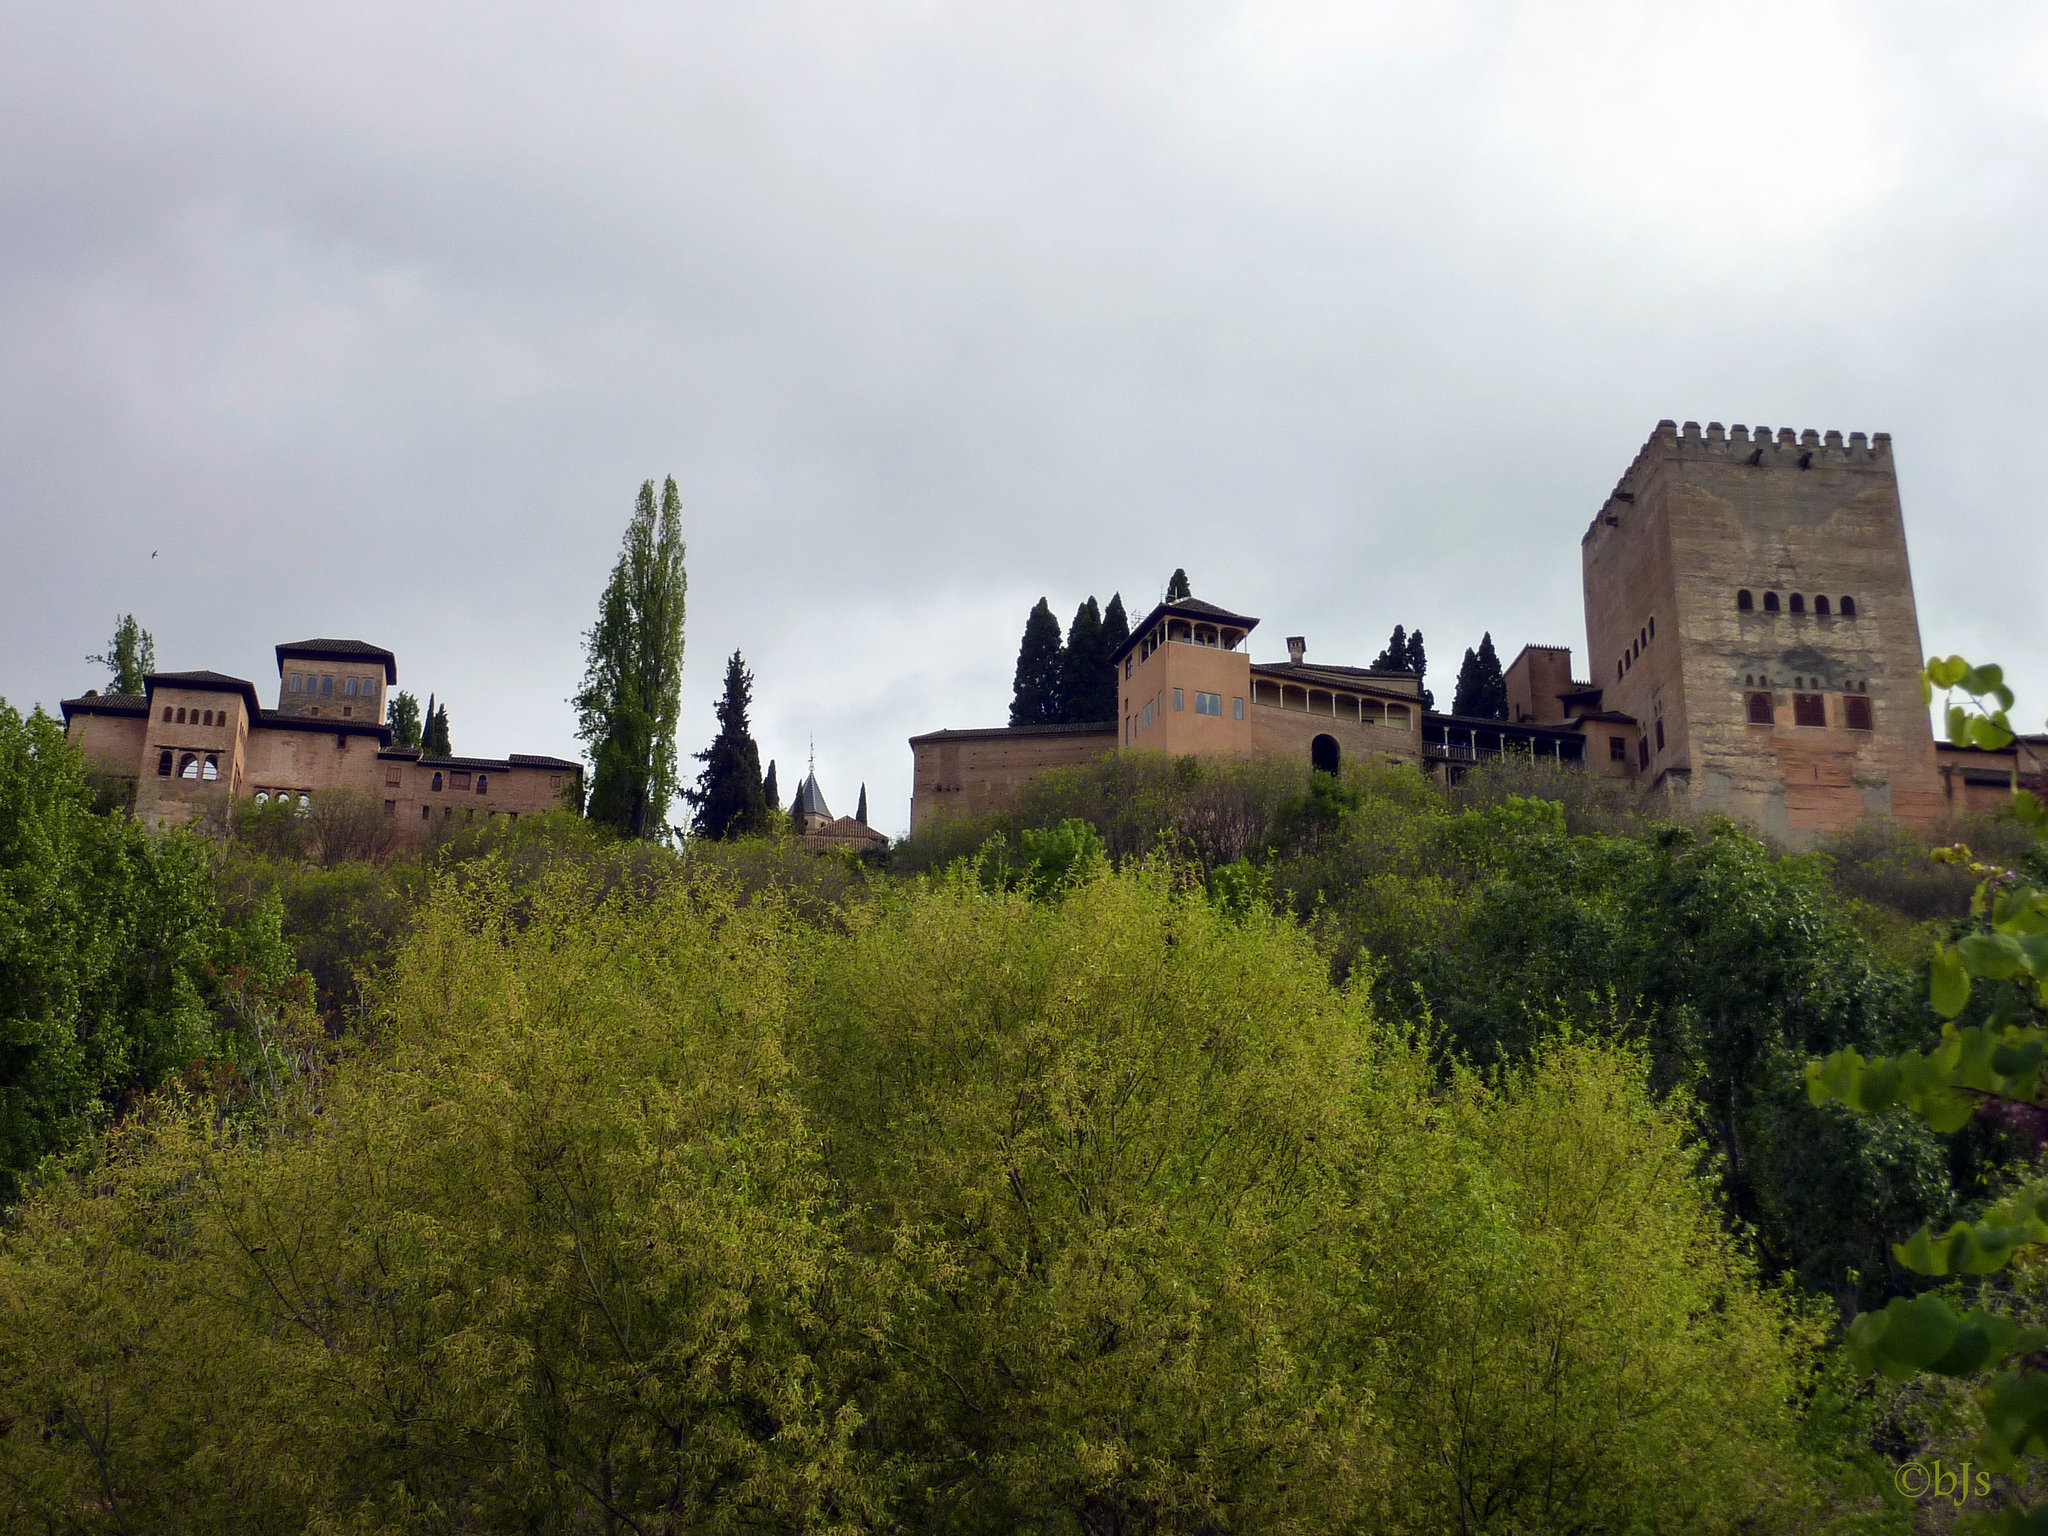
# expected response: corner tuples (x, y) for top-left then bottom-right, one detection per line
(1584, 419), (1894, 539)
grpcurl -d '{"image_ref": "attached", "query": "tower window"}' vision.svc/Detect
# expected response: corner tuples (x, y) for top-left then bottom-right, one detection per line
(321, 675), (333, 695)
(1617, 660), (1623, 681)
(1840, 596), (1857, 617)
(1763, 592), (1780, 612)
(1173, 688), (1184, 712)
(345, 677), (358, 697)
(1233, 696), (1244, 719)
(1639, 738), (1650, 769)
(1609, 735), (1627, 761)
(432, 772), (443, 791)
(1814, 595), (1831, 616)
(476, 774), (489, 794)
(201, 755), (219, 782)
(1737, 589), (1753, 611)
(179, 753), (198, 779)
(1789, 593), (1806, 614)
(175, 707), (186, 724)
(1648, 616), (1655, 638)
(451, 771), (472, 791)
(289, 673), (301, 692)
(1845, 696), (1874, 731)
(384, 800), (396, 816)
(1793, 693), (1826, 727)
(1747, 692), (1774, 725)
(157, 749), (173, 776)
(1655, 719), (1665, 751)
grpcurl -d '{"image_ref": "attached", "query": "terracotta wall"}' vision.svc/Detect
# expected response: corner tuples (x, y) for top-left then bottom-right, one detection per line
(909, 727), (1117, 831)
(1121, 641), (1254, 756)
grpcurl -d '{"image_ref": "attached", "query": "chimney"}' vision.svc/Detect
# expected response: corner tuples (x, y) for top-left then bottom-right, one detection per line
(1286, 636), (1306, 664)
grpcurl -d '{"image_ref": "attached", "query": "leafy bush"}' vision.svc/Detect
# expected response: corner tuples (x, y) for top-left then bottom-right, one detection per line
(0, 702), (294, 1198)
(0, 861), (1842, 1530)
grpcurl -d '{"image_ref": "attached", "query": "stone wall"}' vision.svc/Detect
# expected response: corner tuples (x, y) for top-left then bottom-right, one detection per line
(909, 724), (1117, 831)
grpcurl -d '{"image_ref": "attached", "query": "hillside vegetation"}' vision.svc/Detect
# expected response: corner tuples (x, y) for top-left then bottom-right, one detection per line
(2, 706), (2041, 1531)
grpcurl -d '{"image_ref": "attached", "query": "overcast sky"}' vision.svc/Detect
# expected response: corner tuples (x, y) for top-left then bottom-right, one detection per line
(4, 1), (2044, 834)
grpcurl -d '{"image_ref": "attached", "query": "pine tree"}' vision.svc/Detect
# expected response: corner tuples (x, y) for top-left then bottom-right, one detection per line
(1451, 632), (1508, 719)
(856, 783), (868, 825)
(87, 614), (155, 696)
(385, 691), (423, 750)
(1370, 625), (1410, 673)
(1058, 597), (1116, 723)
(1009, 598), (1065, 726)
(762, 759), (780, 815)
(1101, 593), (1130, 660)
(419, 693), (452, 757)
(575, 477), (688, 839)
(685, 651), (769, 840)
(1165, 568), (1191, 602)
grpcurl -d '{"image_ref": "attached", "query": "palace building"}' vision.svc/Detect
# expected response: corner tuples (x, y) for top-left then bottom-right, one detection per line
(62, 637), (580, 832)
(911, 421), (2035, 842)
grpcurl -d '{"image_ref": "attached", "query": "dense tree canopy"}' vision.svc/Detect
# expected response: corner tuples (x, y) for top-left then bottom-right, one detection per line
(1451, 630), (1508, 718)
(1008, 597), (1064, 726)
(0, 702), (293, 1200)
(685, 650), (770, 840)
(576, 476), (688, 838)
(383, 689), (422, 749)
(85, 615), (154, 696)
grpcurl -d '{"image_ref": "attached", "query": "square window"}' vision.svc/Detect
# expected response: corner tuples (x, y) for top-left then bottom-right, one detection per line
(1845, 696), (1874, 731)
(289, 674), (301, 693)
(383, 800), (396, 816)
(1609, 735), (1626, 761)
(386, 767), (402, 786)
(345, 677), (358, 697)
(450, 771), (472, 791)
(1793, 693), (1827, 727)
(321, 675), (333, 696)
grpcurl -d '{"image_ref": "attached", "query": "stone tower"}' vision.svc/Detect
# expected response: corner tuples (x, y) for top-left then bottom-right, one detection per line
(1581, 420), (1942, 842)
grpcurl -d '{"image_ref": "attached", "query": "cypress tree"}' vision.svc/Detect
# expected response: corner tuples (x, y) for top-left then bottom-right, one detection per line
(575, 477), (688, 840)
(856, 783), (868, 825)
(1450, 632), (1508, 719)
(1165, 568), (1191, 602)
(420, 694), (452, 757)
(1406, 631), (1434, 710)
(685, 650), (769, 840)
(1370, 625), (1410, 673)
(1009, 598), (1065, 726)
(86, 615), (156, 696)
(1058, 597), (1115, 723)
(1101, 593), (1130, 660)
(762, 759), (780, 815)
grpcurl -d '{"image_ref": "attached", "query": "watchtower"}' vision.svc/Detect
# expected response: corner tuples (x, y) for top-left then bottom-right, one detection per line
(1581, 420), (1942, 841)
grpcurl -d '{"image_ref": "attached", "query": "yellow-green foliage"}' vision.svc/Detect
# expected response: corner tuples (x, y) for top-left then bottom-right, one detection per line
(0, 863), (1834, 1532)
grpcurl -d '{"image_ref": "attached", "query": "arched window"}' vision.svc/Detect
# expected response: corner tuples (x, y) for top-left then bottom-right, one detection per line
(254, 791), (269, 805)
(298, 794), (310, 811)
(176, 707), (187, 724)
(162, 706), (173, 722)
(157, 749), (173, 777)
(1840, 596), (1857, 617)
(178, 753), (199, 779)
(432, 772), (443, 792)
(1789, 593), (1805, 614)
(1310, 734), (1340, 776)
(475, 774), (488, 795)
(1737, 590), (1753, 611)
(1763, 592), (1780, 612)
(201, 755), (219, 782)
(1814, 595), (1831, 616)
(1746, 692), (1774, 725)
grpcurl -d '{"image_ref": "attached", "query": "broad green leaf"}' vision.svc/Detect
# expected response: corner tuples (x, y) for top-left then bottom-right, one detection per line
(1928, 655), (1971, 689)
(1961, 932), (2027, 981)
(2016, 788), (2047, 829)
(2019, 933), (2048, 980)
(1949, 704), (1971, 746)
(1970, 714), (2017, 751)
(1932, 946), (1972, 1018)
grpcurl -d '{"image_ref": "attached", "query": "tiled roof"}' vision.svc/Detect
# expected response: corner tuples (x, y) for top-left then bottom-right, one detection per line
(275, 639), (397, 682)
(1111, 595), (1263, 664)
(909, 721), (1117, 744)
(146, 671), (265, 714)
(509, 754), (581, 770)
(60, 692), (149, 720)
(1254, 662), (1421, 690)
